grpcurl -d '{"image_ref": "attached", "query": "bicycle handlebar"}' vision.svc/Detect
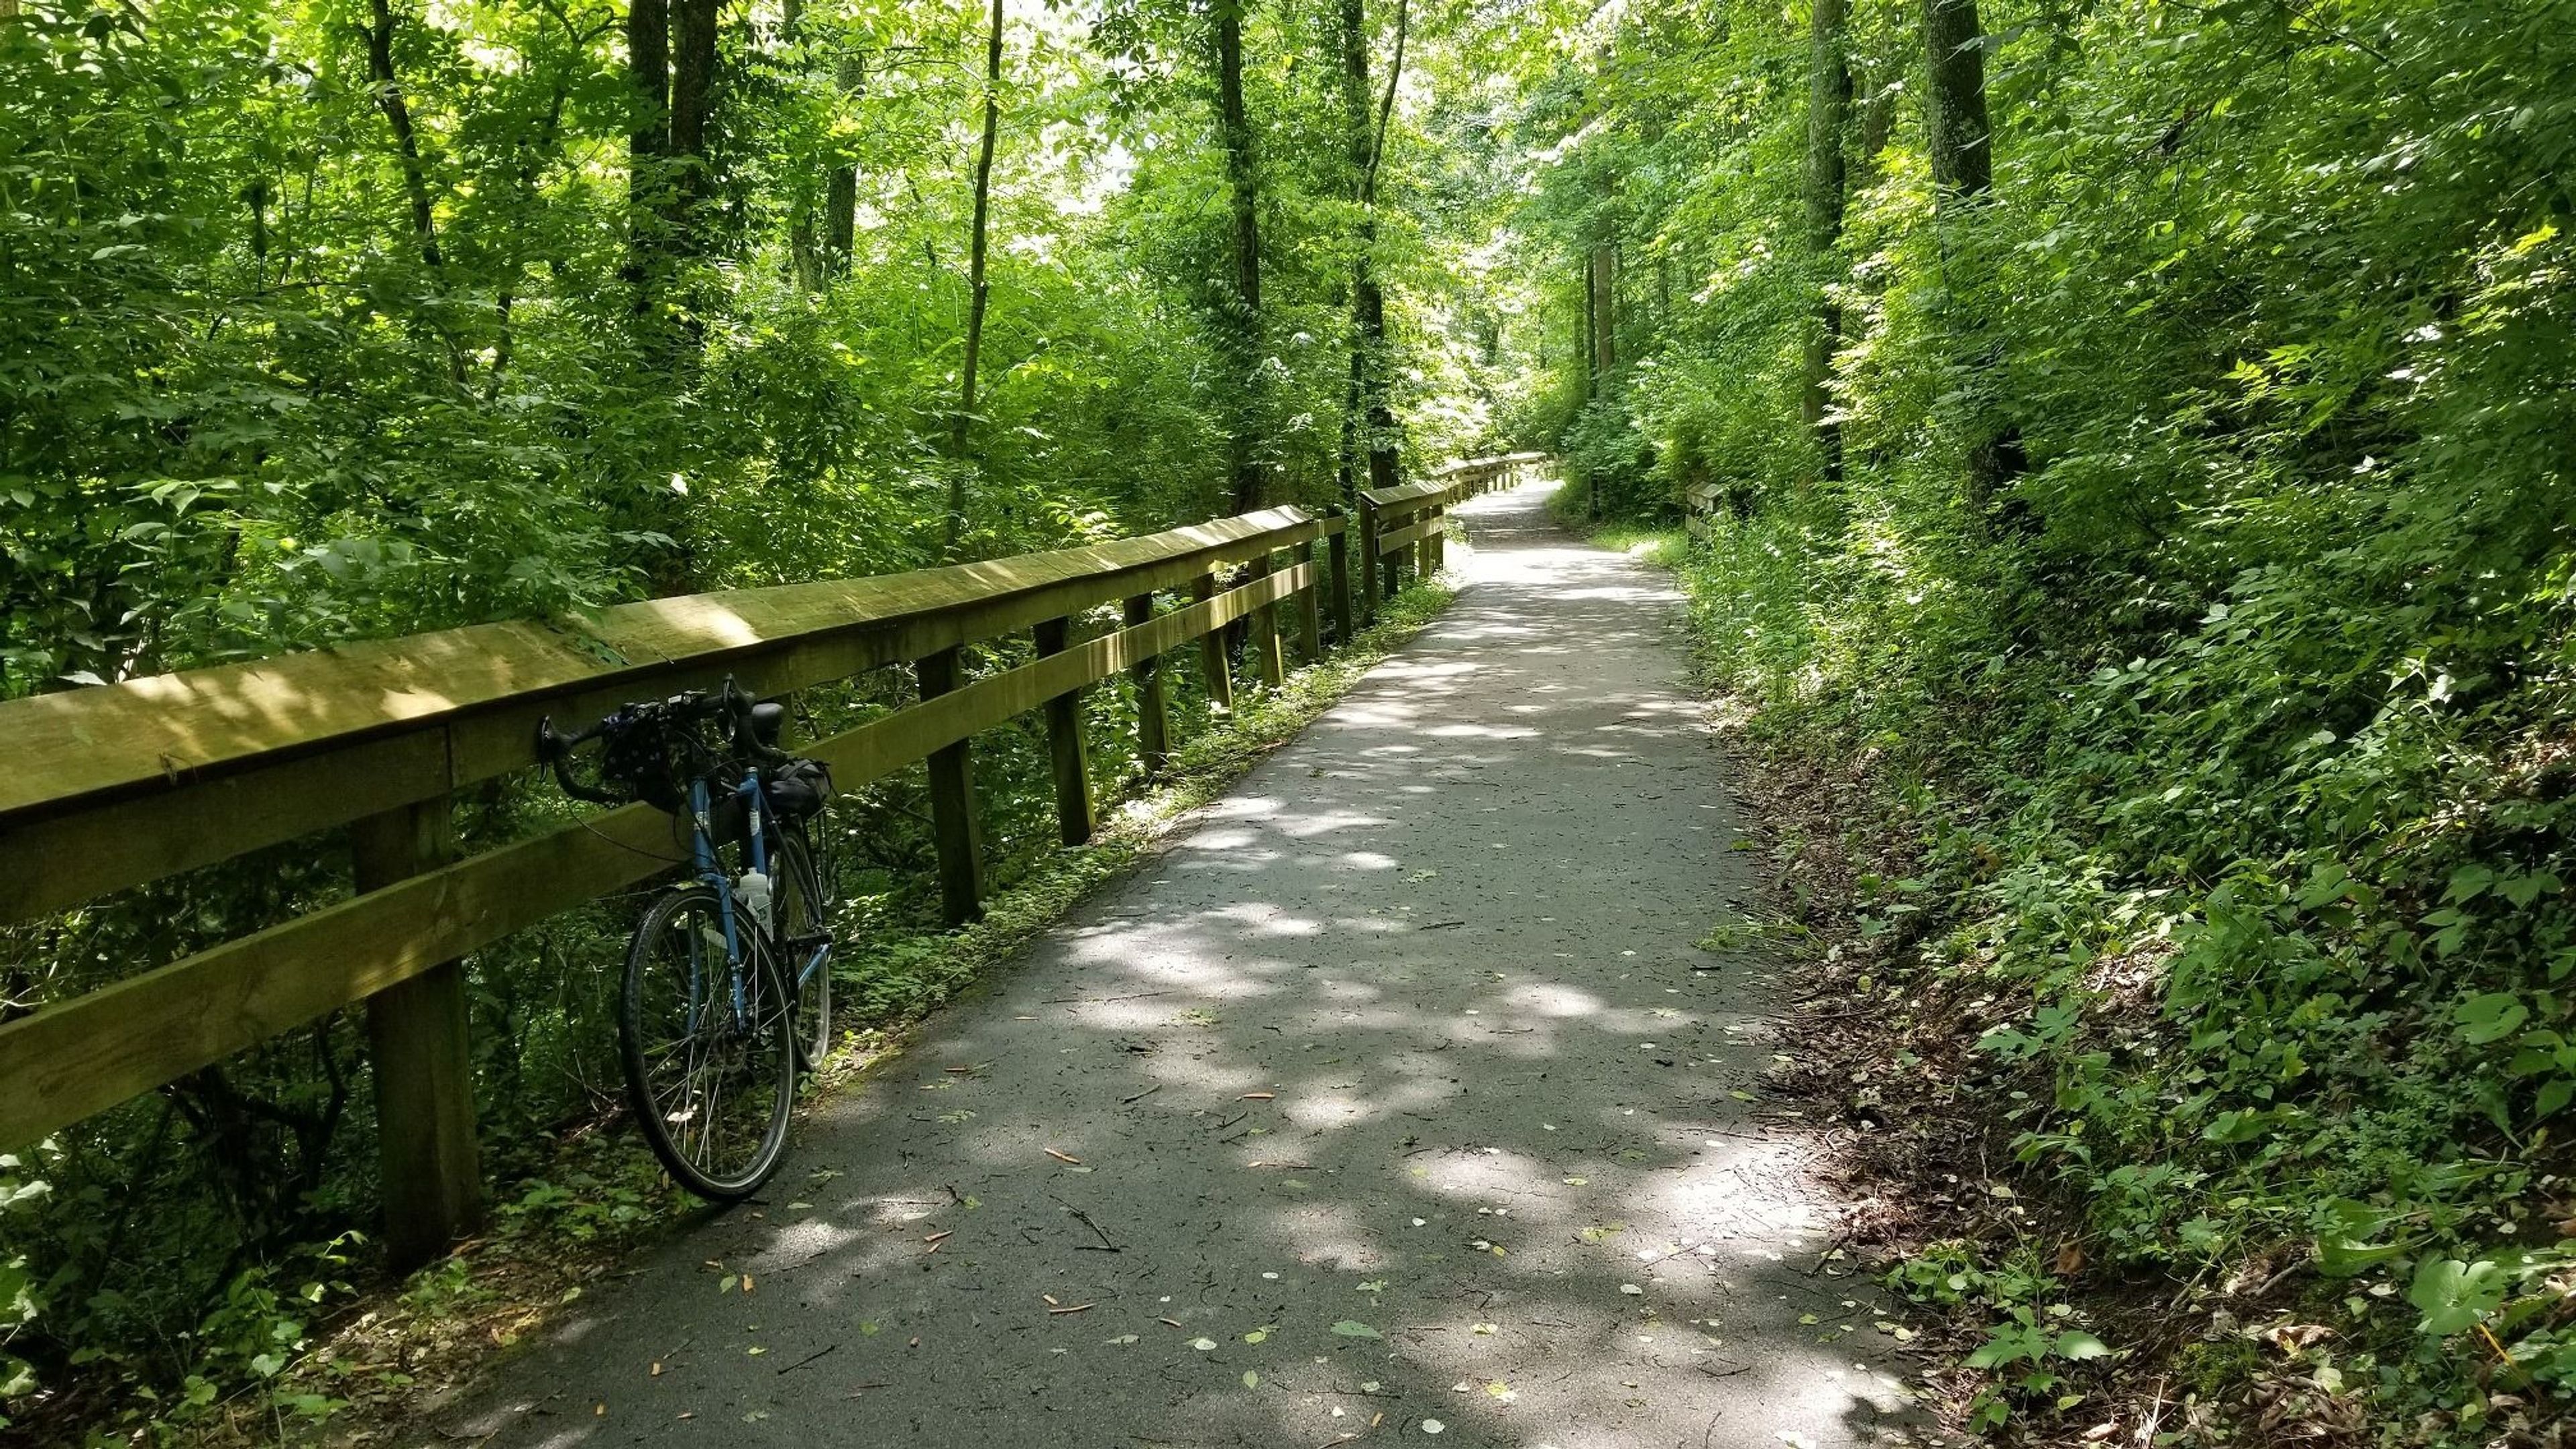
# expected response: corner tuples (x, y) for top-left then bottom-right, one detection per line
(535, 678), (786, 807)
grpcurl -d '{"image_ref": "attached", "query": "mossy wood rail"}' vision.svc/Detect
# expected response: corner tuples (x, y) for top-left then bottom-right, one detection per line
(0, 453), (1546, 1267)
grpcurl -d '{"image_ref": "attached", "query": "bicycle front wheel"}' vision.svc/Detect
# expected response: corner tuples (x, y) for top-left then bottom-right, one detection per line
(619, 883), (796, 1200)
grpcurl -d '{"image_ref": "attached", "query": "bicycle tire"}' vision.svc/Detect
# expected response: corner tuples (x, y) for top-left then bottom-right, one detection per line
(618, 882), (796, 1200)
(773, 828), (834, 1071)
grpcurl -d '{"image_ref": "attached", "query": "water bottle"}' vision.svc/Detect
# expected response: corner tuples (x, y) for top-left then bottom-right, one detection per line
(735, 869), (773, 928)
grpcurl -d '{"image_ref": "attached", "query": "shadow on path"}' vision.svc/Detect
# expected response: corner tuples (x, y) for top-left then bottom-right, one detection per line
(432, 481), (1923, 1449)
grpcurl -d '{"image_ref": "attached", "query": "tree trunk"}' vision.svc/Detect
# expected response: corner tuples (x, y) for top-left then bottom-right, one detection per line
(1801, 0), (1852, 482)
(668, 0), (718, 252)
(822, 54), (863, 278)
(783, 0), (818, 289)
(625, 0), (670, 313)
(1214, 0), (1265, 513)
(1588, 241), (1617, 376)
(1858, 69), (1895, 177)
(1923, 0), (2021, 511)
(943, 0), (1005, 557)
(364, 0), (466, 387)
(1339, 0), (1406, 499)
(1923, 0), (1993, 204)
(1579, 254), (1596, 403)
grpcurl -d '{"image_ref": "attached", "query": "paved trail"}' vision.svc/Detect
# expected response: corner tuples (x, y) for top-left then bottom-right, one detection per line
(435, 481), (1919, 1449)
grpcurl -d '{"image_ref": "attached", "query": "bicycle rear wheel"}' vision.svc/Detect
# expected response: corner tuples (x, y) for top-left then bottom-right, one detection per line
(773, 829), (835, 1071)
(619, 883), (796, 1200)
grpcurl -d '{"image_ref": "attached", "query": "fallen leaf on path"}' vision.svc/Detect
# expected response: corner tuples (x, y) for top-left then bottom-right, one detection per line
(1239, 1091), (1276, 1100)
(1192, 1338), (1220, 1351)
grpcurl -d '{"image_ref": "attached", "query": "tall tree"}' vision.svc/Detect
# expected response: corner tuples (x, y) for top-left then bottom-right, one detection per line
(1587, 237), (1617, 376)
(1212, 0), (1265, 513)
(625, 0), (672, 311)
(364, 0), (466, 387)
(1922, 0), (2020, 509)
(1921, 0), (1992, 204)
(1338, 0), (1407, 500)
(945, 0), (1006, 555)
(1800, 0), (1851, 481)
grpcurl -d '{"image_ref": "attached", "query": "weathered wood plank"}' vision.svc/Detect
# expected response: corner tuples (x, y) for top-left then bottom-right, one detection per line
(1296, 537), (1324, 661)
(1359, 499), (1383, 625)
(1194, 572), (1234, 718)
(354, 796), (484, 1271)
(1328, 526), (1354, 643)
(0, 509), (1324, 920)
(1034, 617), (1095, 847)
(914, 646), (986, 926)
(0, 558), (1330, 1151)
(1248, 553), (1286, 689)
(1124, 594), (1169, 778)
(0, 800), (678, 1152)
(789, 562), (1307, 790)
(1379, 516), (1440, 555)
(1358, 479), (1452, 513)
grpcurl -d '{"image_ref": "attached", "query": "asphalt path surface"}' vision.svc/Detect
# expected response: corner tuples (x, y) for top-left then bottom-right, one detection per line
(432, 478), (1922, 1449)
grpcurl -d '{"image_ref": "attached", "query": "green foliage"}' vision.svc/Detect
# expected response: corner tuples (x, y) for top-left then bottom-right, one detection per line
(0, 0), (1507, 1426)
(1514, 0), (2576, 1437)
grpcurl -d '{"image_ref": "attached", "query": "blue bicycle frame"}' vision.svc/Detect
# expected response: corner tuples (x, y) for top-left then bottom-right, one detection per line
(680, 771), (828, 1030)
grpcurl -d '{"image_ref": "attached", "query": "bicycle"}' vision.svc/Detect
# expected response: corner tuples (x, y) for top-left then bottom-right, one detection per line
(536, 680), (837, 1199)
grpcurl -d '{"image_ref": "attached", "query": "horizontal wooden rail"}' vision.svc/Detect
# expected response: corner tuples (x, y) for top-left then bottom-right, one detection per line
(1, 509), (1320, 923)
(0, 451), (1540, 1264)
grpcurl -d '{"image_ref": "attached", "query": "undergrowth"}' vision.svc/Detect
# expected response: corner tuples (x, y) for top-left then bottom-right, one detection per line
(1607, 513), (2576, 1446)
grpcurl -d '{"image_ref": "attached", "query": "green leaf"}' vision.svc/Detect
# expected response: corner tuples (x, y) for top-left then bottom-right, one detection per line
(2538, 1079), (2575, 1120)
(2457, 993), (2529, 1045)
(2052, 1330), (2110, 1360)
(2408, 1257), (2506, 1336)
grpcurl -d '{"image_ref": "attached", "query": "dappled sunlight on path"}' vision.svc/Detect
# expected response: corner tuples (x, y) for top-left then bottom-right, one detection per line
(432, 480), (1924, 1449)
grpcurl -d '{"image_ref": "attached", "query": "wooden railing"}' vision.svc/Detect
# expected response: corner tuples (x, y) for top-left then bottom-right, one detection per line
(0, 451), (1548, 1265)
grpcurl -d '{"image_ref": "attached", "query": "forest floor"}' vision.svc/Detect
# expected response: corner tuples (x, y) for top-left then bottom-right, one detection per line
(363, 480), (1932, 1448)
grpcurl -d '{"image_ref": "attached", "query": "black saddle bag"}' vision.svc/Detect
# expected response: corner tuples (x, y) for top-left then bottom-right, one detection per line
(764, 757), (835, 823)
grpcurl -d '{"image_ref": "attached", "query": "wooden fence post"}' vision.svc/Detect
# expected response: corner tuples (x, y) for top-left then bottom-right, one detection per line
(1296, 537), (1324, 661)
(1249, 551), (1286, 688)
(1426, 504), (1447, 574)
(1358, 498), (1382, 625)
(1193, 571), (1234, 717)
(1124, 593), (1170, 777)
(1032, 616), (1094, 845)
(352, 798), (482, 1271)
(1327, 523), (1354, 644)
(914, 646), (985, 924)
